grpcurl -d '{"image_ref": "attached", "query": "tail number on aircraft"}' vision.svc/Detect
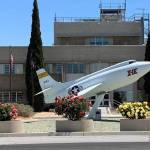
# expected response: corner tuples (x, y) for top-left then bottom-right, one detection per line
(128, 68), (138, 77)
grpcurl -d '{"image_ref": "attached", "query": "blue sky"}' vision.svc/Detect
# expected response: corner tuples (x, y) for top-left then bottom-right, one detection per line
(0, 0), (150, 46)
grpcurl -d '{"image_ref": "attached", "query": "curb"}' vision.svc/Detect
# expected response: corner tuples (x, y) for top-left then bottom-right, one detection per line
(52, 131), (150, 136)
(0, 133), (48, 137)
(1, 131), (150, 137)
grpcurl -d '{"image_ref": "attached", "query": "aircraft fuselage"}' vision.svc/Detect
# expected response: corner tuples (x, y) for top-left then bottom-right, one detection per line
(36, 61), (150, 104)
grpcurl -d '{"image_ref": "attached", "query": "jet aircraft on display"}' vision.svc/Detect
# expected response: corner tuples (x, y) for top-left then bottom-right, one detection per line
(36, 60), (150, 119)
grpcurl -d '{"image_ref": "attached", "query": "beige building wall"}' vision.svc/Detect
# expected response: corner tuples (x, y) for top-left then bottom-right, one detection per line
(0, 45), (145, 64)
(54, 21), (144, 45)
(43, 45), (145, 63)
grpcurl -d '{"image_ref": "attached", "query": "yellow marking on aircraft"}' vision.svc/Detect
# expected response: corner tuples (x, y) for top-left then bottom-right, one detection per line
(38, 72), (49, 79)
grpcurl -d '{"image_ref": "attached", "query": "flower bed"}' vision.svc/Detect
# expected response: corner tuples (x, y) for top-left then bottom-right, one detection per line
(55, 95), (90, 121)
(117, 102), (150, 131)
(0, 103), (18, 121)
(117, 102), (150, 119)
(55, 95), (93, 132)
(0, 103), (24, 133)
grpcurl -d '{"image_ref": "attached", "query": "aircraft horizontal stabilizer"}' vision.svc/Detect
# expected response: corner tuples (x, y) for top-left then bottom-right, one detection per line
(78, 83), (102, 96)
(35, 87), (52, 96)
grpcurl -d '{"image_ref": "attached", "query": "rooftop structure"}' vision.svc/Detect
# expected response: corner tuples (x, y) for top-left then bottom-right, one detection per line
(99, 1), (126, 21)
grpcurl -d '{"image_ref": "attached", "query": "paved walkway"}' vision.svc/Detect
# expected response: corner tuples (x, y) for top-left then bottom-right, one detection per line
(14, 112), (122, 133)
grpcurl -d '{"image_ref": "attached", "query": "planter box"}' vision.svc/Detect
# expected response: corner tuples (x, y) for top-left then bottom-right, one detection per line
(120, 119), (150, 131)
(0, 120), (24, 133)
(56, 120), (94, 132)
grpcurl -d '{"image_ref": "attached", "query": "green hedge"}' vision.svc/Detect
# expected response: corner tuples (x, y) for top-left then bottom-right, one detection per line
(13, 103), (34, 117)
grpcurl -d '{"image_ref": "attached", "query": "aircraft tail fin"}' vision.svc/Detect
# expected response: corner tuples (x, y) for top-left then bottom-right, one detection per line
(36, 68), (61, 91)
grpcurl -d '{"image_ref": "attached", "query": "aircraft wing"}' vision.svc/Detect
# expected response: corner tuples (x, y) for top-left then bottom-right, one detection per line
(35, 87), (52, 96)
(78, 83), (103, 96)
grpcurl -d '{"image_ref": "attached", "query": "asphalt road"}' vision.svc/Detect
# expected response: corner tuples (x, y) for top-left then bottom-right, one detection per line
(1, 143), (150, 150)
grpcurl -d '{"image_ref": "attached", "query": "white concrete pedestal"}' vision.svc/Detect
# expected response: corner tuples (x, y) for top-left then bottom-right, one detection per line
(56, 120), (94, 132)
(120, 119), (150, 131)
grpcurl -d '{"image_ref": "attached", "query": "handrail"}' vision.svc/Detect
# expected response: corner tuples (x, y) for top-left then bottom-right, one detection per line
(54, 17), (100, 22)
(128, 13), (149, 21)
(99, 3), (126, 9)
(112, 100), (122, 106)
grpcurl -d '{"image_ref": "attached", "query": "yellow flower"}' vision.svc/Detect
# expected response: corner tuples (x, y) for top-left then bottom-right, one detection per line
(127, 112), (131, 117)
(122, 112), (125, 115)
(143, 102), (148, 105)
(119, 105), (123, 109)
(117, 102), (150, 119)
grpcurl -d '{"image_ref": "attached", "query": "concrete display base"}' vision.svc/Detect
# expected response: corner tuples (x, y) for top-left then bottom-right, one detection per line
(56, 120), (94, 132)
(120, 119), (150, 131)
(0, 120), (24, 133)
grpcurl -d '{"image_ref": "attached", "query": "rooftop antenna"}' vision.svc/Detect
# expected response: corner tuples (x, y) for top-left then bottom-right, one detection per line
(54, 13), (57, 22)
(110, 0), (111, 8)
(125, 0), (126, 10)
(137, 8), (145, 17)
(100, 0), (102, 8)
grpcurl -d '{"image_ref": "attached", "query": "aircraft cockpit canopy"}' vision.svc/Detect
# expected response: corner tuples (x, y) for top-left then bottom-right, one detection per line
(129, 60), (136, 64)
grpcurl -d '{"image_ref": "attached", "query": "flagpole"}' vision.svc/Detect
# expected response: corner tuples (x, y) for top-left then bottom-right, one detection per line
(61, 64), (64, 82)
(9, 46), (12, 102)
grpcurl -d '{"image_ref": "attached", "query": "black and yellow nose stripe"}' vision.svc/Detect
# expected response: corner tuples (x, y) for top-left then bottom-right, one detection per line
(38, 72), (49, 79)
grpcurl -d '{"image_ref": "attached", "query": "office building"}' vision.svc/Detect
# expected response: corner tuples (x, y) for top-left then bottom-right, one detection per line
(0, 2), (148, 105)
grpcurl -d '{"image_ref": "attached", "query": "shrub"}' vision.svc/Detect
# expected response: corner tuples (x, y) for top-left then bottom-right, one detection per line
(55, 95), (90, 121)
(0, 103), (18, 121)
(117, 102), (150, 119)
(13, 103), (34, 117)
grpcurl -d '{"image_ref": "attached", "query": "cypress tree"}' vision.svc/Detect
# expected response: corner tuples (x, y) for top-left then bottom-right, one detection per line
(25, 0), (44, 111)
(144, 32), (150, 101)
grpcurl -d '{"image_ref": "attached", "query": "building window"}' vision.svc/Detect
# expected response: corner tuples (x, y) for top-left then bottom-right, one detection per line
(80, 64), (85, 73)
(90, 63), (109, 73)
(55, 64), (63, 74)
(2, 92), (9, 102)
(66, 64), (85, 73)
(45, 64), (53, 74)
(17, 91), (23, 102)
(0, 91), (23, 102)
(0, 64), (23, 75)
(4, 64), (10, 74)
(90, 37), (109, 45)
(15, 64), (23, 74)
(126, 91), (134, 101)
